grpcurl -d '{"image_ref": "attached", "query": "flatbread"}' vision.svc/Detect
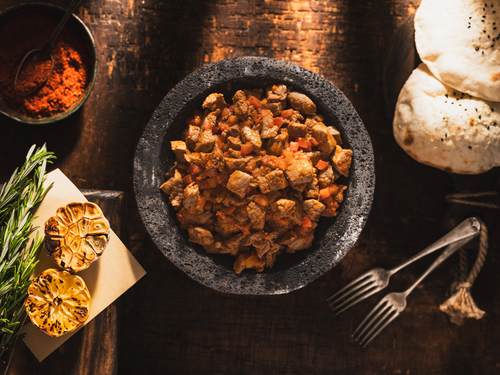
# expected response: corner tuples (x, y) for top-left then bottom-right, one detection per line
(393, 63), (500, 175)
(415, 0), (500, 102)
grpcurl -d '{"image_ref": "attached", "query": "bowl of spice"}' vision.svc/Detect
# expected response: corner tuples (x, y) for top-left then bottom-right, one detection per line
(0, 3), (97, 124)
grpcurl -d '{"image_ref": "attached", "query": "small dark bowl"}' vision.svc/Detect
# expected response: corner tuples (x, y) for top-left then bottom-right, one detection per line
(0, 3), (97, 124)
(134, 57), (375, 295)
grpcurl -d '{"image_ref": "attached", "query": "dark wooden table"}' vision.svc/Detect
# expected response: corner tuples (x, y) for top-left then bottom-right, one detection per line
(1, 0), (499, 374)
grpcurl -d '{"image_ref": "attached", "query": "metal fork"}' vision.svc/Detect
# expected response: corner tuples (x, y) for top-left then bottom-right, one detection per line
(352, 234), (476, 347)
(328, 217), (481, 315)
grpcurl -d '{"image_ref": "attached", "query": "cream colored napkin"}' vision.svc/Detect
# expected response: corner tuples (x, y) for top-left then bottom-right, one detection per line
(21, 168), (146, 362)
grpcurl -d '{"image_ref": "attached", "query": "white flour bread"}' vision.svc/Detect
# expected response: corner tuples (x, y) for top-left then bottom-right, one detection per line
(393, 63), (500, 175)
(415, 0), (500, 102)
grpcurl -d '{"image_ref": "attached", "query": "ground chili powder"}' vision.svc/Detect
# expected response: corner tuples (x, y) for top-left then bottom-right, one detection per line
(0, 13), (90, 118)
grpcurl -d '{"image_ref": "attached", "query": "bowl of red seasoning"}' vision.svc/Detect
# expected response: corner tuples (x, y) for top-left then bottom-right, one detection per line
(0, 3), (97, 124)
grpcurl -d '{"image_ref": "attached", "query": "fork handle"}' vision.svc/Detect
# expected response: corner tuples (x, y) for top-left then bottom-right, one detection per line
(403, 235), (474, 296)
(389, 217), (481, 275)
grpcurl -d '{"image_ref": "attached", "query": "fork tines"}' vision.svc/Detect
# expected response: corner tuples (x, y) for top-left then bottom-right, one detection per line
(327, 273), (380, 315)
(352, 298), (400, 347)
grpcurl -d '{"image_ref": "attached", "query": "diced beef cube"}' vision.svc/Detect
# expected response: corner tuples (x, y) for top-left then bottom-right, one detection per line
(202, 93), (227, 111)
(200, 109), (220, 131)
(183, 182), (200, 210)
(285, 159), (315, 187)
(260, 110), (278, 139)
(178, 208), (213, 228)
(233, 251), (266, 274)
(215, 213), (240, 237)
(185, 125), (200, 150)
(312, 123), (336, 156)
(222, 125), (241, 138)
(268, 101), (285, 116)
(188, 227), (214, 246)
(223, 192), (249, 207)
(160, 169), (185, 209)
(232, 90), (246, 103)
(305, 151), (322, 166)
(276, 199), (296, 217)
(328, 126), (343, 145)
(241, 127), (262, 151)
(227, 170), (254, 197)
(332, 145), (353, 177)
(302, 199), (325, 221)
(287, 122), (308, 137)
(244, 88), (263, 99)
(247, 201), (266, 230)
(305, 176), (320, 199)
(195, 129), (216, 152)
(224, 156), (252, 171)
(318, 164), (335, 187)
(266, 132), (289, 156)
(227, 136), (242, 150)
(257, 169), (287, 194)
(287, 92), (316, 115)
(266, 84), (288, 101)
(281, 230), (314, 252)
(171, 140), (188, 163)
(225, 148), (242, 158)
(205, 143), (224, 172)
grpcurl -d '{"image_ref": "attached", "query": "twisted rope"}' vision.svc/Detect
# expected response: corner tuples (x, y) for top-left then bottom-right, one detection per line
(440, 192), (496, 325)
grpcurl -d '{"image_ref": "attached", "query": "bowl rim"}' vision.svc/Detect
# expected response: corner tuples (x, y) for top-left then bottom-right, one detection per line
(134, 56), (375, 295)
(0, 2), (98, 125)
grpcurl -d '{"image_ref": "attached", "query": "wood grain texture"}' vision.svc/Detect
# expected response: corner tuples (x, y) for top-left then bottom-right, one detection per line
(1, 0), (499, 374)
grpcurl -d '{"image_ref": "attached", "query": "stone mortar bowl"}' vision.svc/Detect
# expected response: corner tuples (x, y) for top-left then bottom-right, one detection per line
(134, 56), (375, 295)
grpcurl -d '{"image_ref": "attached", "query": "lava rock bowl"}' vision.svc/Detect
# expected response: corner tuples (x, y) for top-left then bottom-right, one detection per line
(134, 56), (375, 295)
(0, 3), (97, 125)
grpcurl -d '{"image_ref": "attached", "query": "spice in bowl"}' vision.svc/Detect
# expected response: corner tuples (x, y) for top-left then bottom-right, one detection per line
(0, 12), (90, 118)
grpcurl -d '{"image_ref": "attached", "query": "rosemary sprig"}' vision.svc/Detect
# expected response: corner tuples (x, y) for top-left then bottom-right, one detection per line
(0, 144), (55, 359)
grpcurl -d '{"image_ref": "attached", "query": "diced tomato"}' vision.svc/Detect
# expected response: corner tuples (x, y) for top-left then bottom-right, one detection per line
(215, 136), (225, 151)
(302, 217), (312, 228)
(310, 137), (319, 146)
(248, 95), (262, 109)
(282, 150), (294, 160)
(228, 115), (238, 125)
(320, 187), (331, 199)
(212, 126), (220, 134)
(289, 142), (299, 152)
(254, 194), (269, 206)
(297, 137), (311, 151)
(206, 178), (218, 188)
(241, 143), (253, 155)
(274, 117), (283, 128)
(188, 164), (203, 176)
(316, 160), (329, 170)
(329, 184), (340, 196)
(225, 206), (236, 215)
(202, 119), (213, 130)
(239, 222), (252, 235)
(183, 174), (194, 185)
(281, 109), (294, 119)
(219, 122), (230, 133)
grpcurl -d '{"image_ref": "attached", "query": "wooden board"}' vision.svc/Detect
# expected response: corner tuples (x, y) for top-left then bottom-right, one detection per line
(1, 190), (123, 375)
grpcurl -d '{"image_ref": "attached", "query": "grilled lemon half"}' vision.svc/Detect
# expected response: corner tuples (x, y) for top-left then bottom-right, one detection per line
(45, 202), (110, 272)
(25, 268), (91, 337)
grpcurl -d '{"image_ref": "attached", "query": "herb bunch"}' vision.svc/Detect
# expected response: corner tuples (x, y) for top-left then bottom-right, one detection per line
(0, 144), (55, 358)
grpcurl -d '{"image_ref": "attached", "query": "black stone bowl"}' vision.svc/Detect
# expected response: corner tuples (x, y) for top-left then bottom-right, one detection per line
(134, 56), (375, 295)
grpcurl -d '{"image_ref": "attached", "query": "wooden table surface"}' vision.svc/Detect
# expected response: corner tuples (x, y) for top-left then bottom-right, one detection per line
(1, 0), (499, 374)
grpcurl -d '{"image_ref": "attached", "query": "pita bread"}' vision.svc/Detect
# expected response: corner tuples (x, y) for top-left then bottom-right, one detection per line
(415, 0), (500, 102)
(393, 63), (500, 175)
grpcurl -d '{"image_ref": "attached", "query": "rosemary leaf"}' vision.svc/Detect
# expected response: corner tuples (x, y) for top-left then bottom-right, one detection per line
(0, 144), (55, 359)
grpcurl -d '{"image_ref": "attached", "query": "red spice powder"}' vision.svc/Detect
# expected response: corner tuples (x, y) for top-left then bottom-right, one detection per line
(0, 13), (90, 118)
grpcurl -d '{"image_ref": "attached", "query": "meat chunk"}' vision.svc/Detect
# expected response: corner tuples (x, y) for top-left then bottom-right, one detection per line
(183, 182), (200, 210)
(195, 129), (216, 152)
(215, 213), (240, 237)
(178, 208), (213, 228)
(266, 132), (289, 156)
(302, 199), (325, 221)
(241, 127), (262, 151)
(257, 169), (287, 194)
(285, 159), (315, 187)
(281, 230), (314, 252)
(328, 126), (343, 145)
(276, 199), (296, 217)
(226, 170), (254, 197)
(227, 136), (242, 150)
(188, 227), (214, 246)
(205, 143), (224, 172)
(260, 110), (277, 139)
(332, 145), (353, 177)
(318, 164), (336, 187)
(224, 156), (252, 171)
(185, 125), (200, 150)
(312, 123), (336, 156)
(233, 251), (266, 274)
(305, 176), (320, 199)
(200, 109), (220, 131)
(202, 93), (227, 111)
(160, 169), (184, 209)
(247, 201), (266, 230)
(171, 140), (188, 163)
(287, 92), (316, 115)
(287, 122), (308, 137)
(266, 84), (288, 116)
